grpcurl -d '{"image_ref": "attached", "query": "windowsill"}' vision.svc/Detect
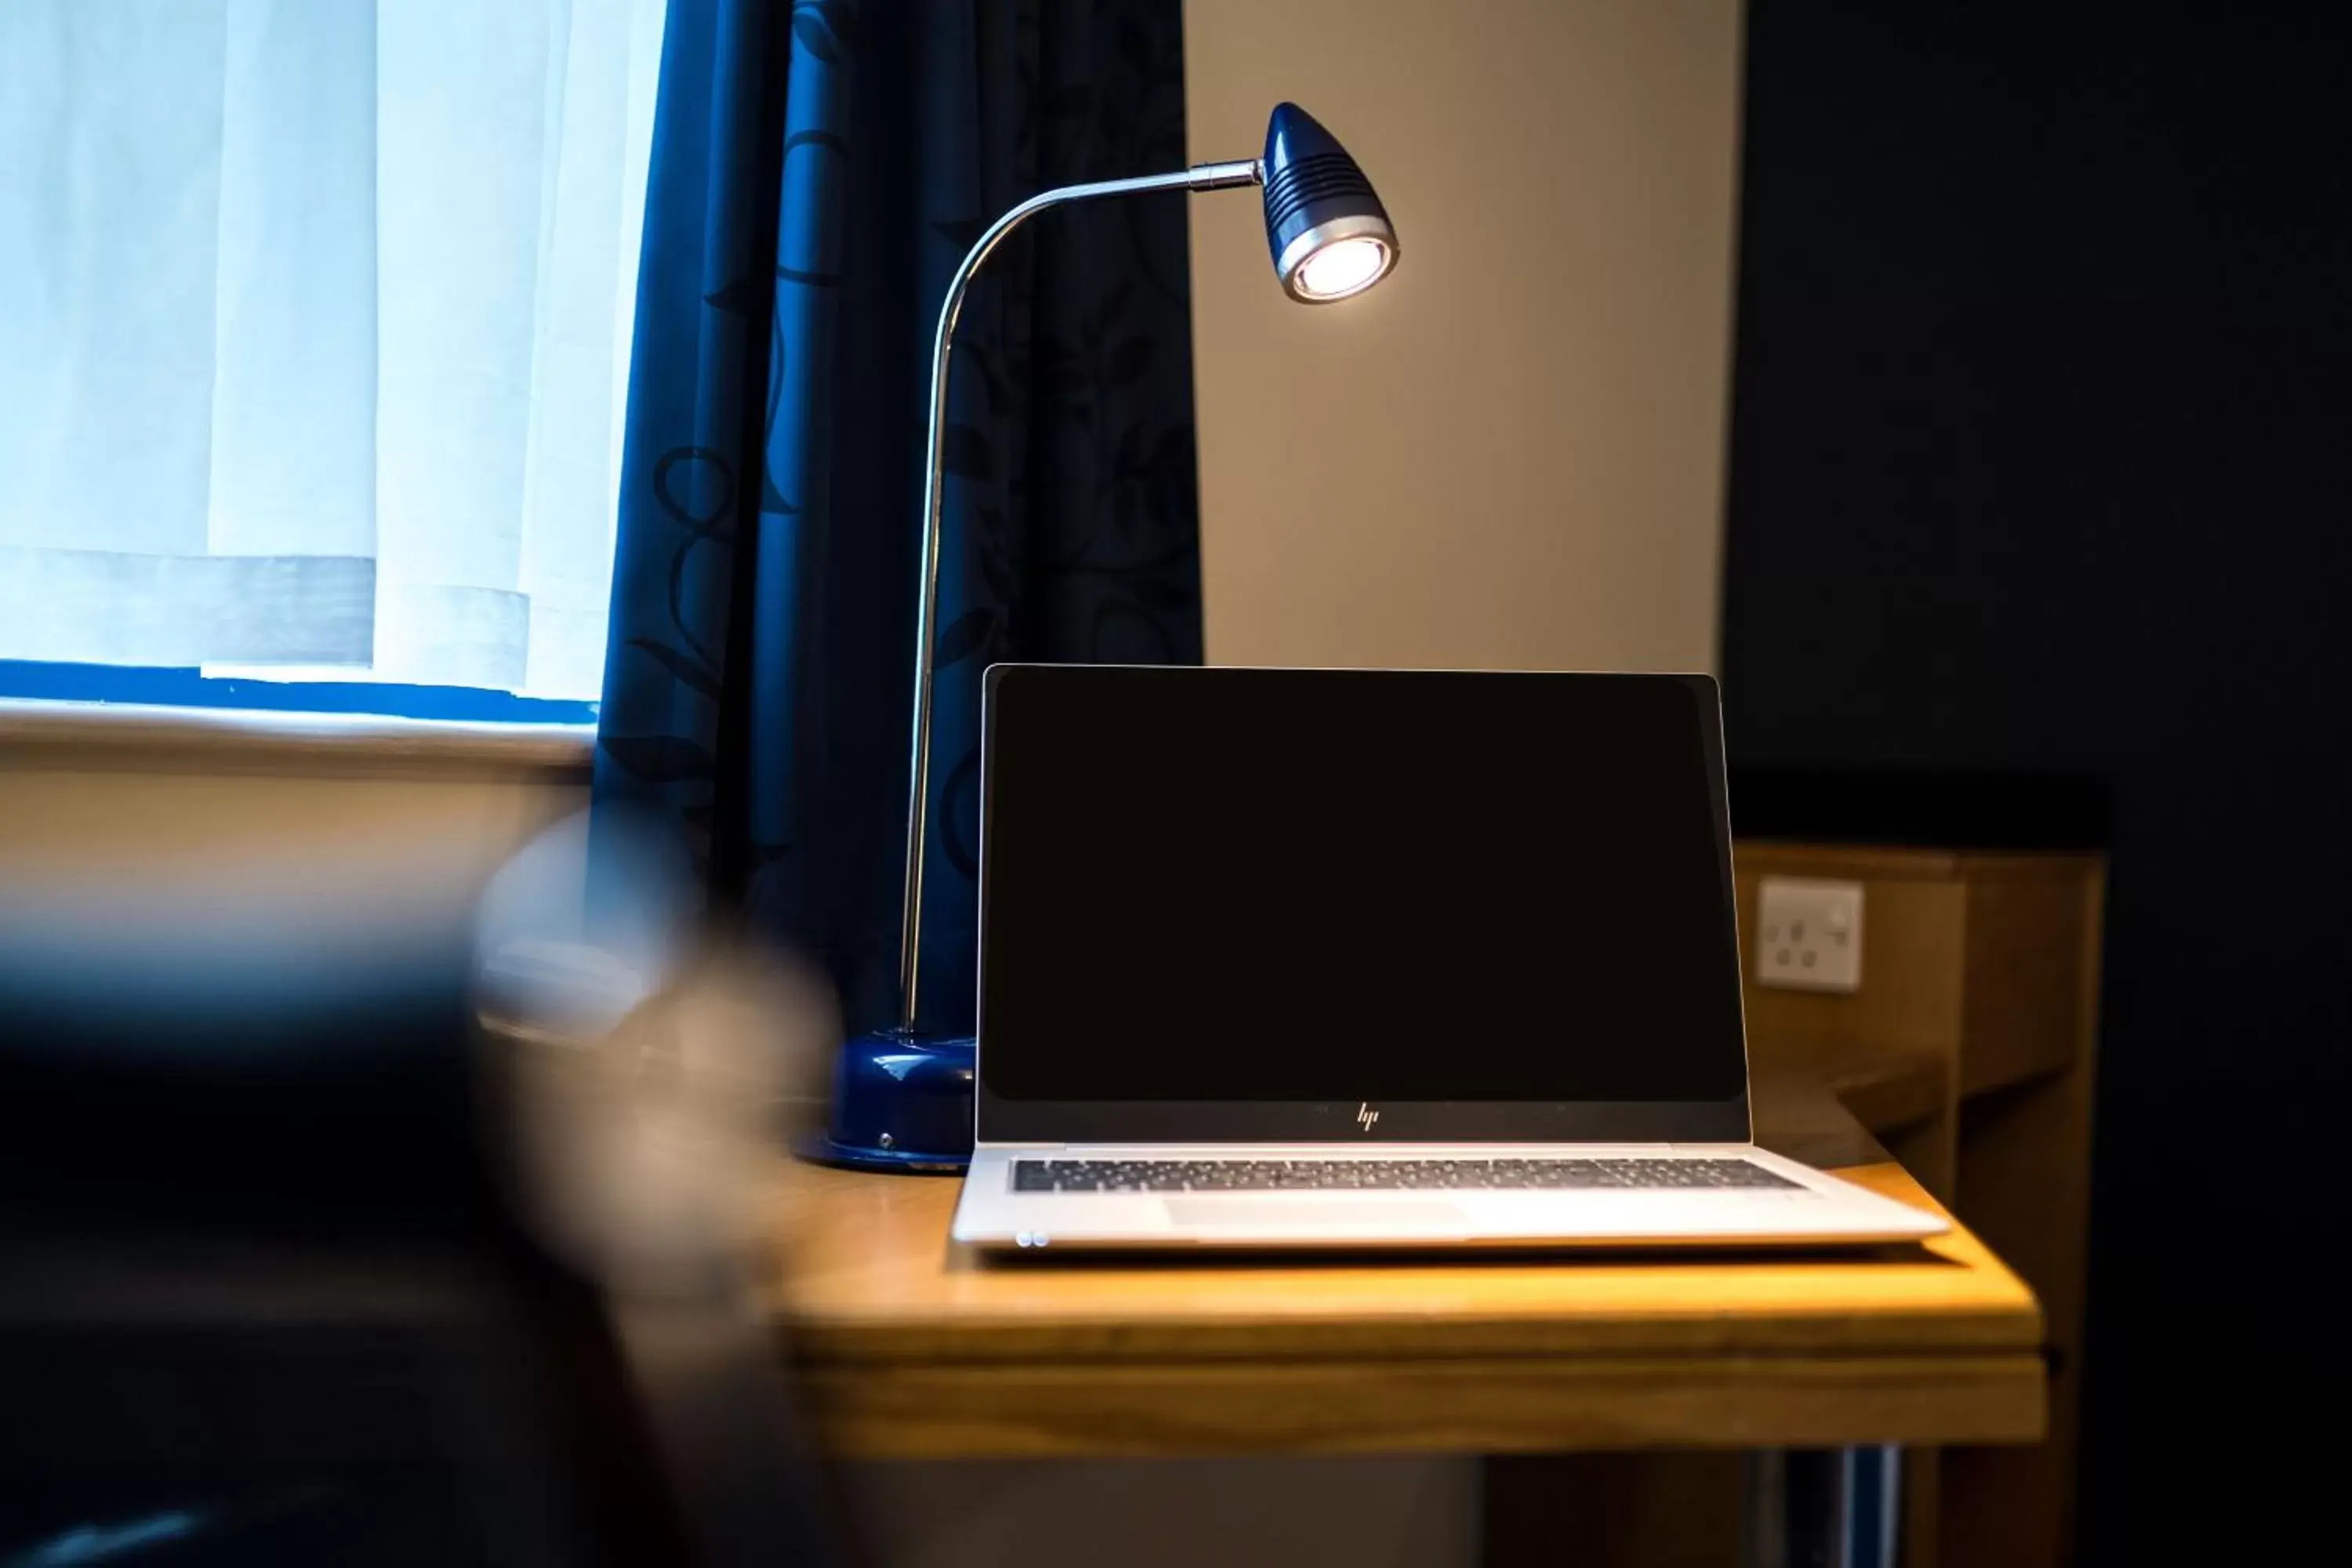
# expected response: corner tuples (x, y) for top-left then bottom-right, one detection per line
(0, 698), (595, 782)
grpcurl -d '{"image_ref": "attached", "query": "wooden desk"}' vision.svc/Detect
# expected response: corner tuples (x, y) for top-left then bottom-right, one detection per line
(760, 1102), (2045, 1462)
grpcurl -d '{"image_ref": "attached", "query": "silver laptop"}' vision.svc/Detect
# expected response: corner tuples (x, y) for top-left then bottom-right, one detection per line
(949, 666), (1944, 1252)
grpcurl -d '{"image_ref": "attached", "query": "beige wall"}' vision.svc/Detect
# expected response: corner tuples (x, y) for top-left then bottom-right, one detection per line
(0, 739), (586, 949)
(1186, 0), (1744, 673)
(0, 767), (580, 885)
(854, 1457), (1475, 1568)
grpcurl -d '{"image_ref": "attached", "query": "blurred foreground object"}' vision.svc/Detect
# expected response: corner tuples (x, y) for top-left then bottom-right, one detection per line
(0, 811), (840, 1566)
(476, 811), (836, 1295)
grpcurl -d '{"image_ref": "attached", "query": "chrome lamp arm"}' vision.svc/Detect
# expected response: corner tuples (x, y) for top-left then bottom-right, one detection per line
(895, 158), (1263, 1033)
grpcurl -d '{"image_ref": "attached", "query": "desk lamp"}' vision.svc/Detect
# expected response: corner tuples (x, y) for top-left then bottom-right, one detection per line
(805, 103), (1399, 1172)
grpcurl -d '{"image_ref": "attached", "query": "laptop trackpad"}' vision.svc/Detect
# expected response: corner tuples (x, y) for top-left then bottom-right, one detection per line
(1160, 1198), (1471, 1234)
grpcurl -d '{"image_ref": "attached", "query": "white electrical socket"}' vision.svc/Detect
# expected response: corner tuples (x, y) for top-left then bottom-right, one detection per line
(1755, 877), (1864, 993)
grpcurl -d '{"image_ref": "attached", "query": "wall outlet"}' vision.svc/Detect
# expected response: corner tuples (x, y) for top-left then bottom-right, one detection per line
(1755, 877), (1864, 993)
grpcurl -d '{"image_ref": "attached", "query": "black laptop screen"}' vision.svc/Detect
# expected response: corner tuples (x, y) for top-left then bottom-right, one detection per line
(978, 668), (1748, 1106)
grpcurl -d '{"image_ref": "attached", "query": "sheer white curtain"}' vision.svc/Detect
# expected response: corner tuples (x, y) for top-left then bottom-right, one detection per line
(0, 0), (666, 699)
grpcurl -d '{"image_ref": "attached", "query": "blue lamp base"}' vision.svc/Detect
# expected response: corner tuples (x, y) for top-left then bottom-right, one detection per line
(793, 1028), (975, 1174)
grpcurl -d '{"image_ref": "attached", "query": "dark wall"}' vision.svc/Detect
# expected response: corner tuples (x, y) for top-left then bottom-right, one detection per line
(1720, 4), (2350, 1559)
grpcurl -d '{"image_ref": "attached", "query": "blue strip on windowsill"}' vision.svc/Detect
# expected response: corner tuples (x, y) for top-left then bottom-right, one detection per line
(0, 660), (597, 726)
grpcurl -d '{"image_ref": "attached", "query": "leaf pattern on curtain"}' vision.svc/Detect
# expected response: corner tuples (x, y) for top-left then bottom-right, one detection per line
(594, 0), (1203, 1036)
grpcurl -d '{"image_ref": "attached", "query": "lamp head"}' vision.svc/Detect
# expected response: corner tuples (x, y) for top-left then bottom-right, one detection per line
(1261, 102), (1399, 303)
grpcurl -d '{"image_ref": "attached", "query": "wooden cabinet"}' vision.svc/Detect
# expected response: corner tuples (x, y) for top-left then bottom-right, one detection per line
(1737, 843), (2103, 1568)
(1487, 842), (2103, 1568)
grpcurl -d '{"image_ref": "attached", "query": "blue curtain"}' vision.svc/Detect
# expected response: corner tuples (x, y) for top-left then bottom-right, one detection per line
(594, 0), (1203, 1036)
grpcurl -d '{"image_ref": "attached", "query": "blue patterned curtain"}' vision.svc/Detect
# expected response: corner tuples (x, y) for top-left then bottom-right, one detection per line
(594, 0), (1202, 1036)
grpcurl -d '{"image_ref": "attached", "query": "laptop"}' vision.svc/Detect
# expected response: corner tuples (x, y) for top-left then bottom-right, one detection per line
(949, 666), (1944, 1252)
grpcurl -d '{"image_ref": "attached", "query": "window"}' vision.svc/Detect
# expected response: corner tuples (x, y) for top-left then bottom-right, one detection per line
(0, 0), (668, 723)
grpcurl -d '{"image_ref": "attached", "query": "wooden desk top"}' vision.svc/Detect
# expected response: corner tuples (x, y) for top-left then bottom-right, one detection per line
(760, 1093), (2045, 1459)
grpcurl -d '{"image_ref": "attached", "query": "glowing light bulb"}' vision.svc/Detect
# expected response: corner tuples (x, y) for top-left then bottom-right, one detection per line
(1293, 237), (1388, 300)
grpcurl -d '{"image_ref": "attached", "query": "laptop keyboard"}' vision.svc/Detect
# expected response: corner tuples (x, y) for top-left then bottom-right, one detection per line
(1011, 1157), (1798, 1193)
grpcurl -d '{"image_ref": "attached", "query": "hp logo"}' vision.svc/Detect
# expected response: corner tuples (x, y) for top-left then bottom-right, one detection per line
(1356, 1102), (1381, 1131)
